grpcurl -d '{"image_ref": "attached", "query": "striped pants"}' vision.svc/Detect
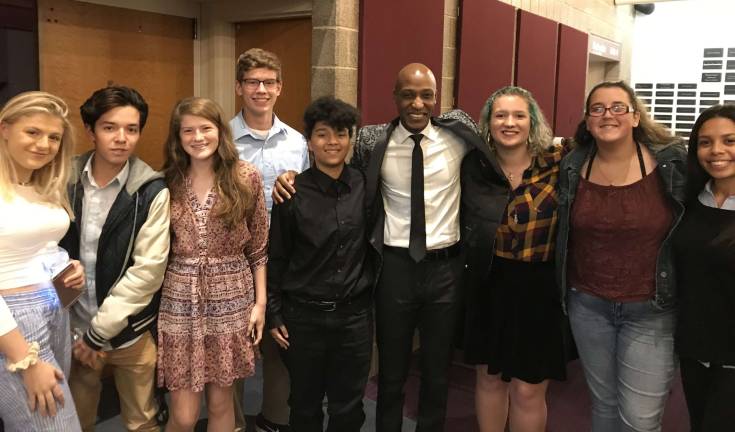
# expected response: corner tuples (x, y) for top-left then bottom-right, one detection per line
(0, 285), (81, 431)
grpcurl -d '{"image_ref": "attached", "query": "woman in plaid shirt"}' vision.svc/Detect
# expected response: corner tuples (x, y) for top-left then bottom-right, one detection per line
(462, 86), (568, 432)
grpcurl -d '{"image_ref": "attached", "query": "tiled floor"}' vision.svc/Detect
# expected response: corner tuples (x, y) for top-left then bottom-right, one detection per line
(97, 357), (687, 431)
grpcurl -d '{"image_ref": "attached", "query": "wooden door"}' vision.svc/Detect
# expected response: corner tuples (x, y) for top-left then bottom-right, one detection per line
(235, 17), (311, 133)
(38, 0), (194, 169)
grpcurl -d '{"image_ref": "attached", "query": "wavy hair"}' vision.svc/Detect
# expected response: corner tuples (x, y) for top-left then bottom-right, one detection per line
(236, 48), (282, 82)
(478, 86), (553, 156)
(685, 104), (735, 202)
(573, 80), (677, 151)
(0, 91), (74, 214)
(162, 97), (253, 227)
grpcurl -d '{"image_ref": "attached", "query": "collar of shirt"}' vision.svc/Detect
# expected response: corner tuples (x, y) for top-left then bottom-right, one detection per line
(231, 110), (289, 142)
(312, 165), (352, 195)
(392, 121), (439, 146)
(699, 180), (735, 211)
(81, 152), (130, 190)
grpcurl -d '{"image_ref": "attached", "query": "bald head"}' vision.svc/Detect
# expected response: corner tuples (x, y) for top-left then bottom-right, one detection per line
(394, 63), (436, 93)
(393, 63), (437, 133)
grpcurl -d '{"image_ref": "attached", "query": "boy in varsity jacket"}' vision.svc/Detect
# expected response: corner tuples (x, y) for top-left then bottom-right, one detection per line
(60, 86), (170, 432)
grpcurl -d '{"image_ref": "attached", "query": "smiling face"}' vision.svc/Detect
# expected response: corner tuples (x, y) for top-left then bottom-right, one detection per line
(236, 67), (282, 119)
(88, 105), (141, 169)
(585, 86), (641, 146)
(1, 113), (64, 182)
(696, 116), (735, 188)
(308, 121), (351, 173)
(489, 95), (531, 151)
(179, 114), (220, 162)
(393, 67), (436, 133)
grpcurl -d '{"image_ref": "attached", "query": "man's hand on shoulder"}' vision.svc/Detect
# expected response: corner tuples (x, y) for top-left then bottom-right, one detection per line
(272, 170), (298, 204)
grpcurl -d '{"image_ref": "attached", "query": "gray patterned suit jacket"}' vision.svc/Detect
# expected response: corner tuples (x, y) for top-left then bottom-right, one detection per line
(350, 109), (496, 263)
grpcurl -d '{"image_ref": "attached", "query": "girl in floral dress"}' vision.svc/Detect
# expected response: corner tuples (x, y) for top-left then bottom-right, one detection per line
(157, 97), (268, 431)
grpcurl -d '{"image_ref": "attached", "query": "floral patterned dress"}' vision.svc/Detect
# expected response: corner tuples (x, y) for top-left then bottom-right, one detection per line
(157, 162), (268, 391)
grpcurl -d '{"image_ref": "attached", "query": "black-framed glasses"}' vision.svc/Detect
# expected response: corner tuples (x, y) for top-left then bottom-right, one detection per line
(240, 78), (279, 90)
(587, 103), (635, 117)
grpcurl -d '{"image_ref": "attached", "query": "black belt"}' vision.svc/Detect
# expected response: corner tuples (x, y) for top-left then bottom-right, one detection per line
(285, 291), (371, 313)
(384, 242), (462, 261)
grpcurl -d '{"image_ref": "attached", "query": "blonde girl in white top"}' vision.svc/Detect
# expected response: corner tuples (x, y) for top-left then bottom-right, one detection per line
(0, 91), (85, 431)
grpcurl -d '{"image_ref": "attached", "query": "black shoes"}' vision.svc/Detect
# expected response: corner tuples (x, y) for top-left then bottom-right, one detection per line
(255, 413), (291, 432)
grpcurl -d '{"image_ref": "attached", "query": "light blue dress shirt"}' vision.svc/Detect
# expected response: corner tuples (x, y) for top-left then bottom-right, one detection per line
(229, 111), (310, 216)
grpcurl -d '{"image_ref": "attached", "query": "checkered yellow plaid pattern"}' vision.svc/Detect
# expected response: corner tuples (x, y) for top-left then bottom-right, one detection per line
(494, 146), (565, 262)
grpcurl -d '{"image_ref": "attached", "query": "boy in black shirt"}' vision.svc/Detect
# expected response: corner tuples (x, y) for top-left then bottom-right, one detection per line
(267, 96), (374, 432)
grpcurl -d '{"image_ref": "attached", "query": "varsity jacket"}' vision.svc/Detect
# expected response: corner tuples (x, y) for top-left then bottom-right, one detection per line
(60, 151), (171, 350)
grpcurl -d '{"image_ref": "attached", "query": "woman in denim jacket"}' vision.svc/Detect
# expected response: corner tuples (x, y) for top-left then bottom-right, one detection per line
(555, 81), (686, 432)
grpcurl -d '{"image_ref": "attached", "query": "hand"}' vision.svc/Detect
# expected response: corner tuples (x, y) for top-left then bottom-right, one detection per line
(62, 260), (85, 290)
(272, 171), (298, 204)
(72, 339), (104, 369)
(270, 325), (290, 349)
(21, 360), (65, 417)
(248, 304), (266, 346)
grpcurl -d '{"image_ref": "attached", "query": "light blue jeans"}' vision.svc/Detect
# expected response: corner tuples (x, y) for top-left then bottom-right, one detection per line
(0, 285), (81, 431)
(567, 288), (676, 432)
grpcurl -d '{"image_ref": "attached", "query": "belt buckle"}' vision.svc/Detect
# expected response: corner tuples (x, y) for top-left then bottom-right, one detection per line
(316, 301), (337, 312)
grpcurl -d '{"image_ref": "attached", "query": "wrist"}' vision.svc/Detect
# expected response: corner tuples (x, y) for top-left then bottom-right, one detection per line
(7, 342), (40, 373)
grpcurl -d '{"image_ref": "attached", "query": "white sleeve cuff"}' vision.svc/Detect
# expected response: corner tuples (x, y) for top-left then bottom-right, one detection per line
(0, 297), (18, 336)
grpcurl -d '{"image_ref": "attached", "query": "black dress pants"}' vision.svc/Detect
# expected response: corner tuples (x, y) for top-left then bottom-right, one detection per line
(375, 246), (464, 432)
(279, 299), (373, 432)
(680, 356), (735, 432)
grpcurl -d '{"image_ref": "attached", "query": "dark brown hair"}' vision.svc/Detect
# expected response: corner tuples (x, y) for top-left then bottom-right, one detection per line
(80, 86), (148, 131)
(685, 104), (735, 202)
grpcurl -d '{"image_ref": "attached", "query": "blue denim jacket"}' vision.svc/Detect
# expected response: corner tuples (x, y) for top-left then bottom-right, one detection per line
(555, 142), (687, 312)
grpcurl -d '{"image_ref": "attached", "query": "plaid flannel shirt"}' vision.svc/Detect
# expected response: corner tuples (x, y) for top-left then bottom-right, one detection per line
(494, 145), (566, 262)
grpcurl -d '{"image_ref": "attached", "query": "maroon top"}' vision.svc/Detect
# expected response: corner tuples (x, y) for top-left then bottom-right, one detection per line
(568, 168), (673, 302)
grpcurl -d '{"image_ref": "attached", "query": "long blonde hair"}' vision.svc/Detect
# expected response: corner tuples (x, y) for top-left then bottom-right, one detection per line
(162, 97), (253, 227)
(0, 91), (74, 214)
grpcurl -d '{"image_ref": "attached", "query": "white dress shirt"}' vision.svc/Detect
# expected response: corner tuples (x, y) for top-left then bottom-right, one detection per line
(380, 122), (469, 250)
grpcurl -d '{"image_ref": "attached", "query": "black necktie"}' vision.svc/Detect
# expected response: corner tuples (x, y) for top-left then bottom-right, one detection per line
(409, 134), (426, 262)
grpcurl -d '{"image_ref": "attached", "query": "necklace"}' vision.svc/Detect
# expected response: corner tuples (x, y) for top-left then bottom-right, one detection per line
(501, 166), (526, 184)
(17, 180), (32, 186)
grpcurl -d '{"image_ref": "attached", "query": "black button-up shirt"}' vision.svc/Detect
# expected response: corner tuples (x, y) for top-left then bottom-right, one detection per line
(267, 165), (373, 328)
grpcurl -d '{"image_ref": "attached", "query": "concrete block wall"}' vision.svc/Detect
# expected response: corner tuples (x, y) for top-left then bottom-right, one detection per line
(310, 0), (359, 106)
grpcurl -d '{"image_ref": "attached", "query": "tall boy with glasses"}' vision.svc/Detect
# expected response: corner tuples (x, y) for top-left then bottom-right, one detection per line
(229, 47), (309, 432)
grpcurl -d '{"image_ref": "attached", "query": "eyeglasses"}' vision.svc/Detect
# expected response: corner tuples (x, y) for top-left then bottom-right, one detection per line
(587, 103), (635, 117)
(240, 78), (279, 90)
